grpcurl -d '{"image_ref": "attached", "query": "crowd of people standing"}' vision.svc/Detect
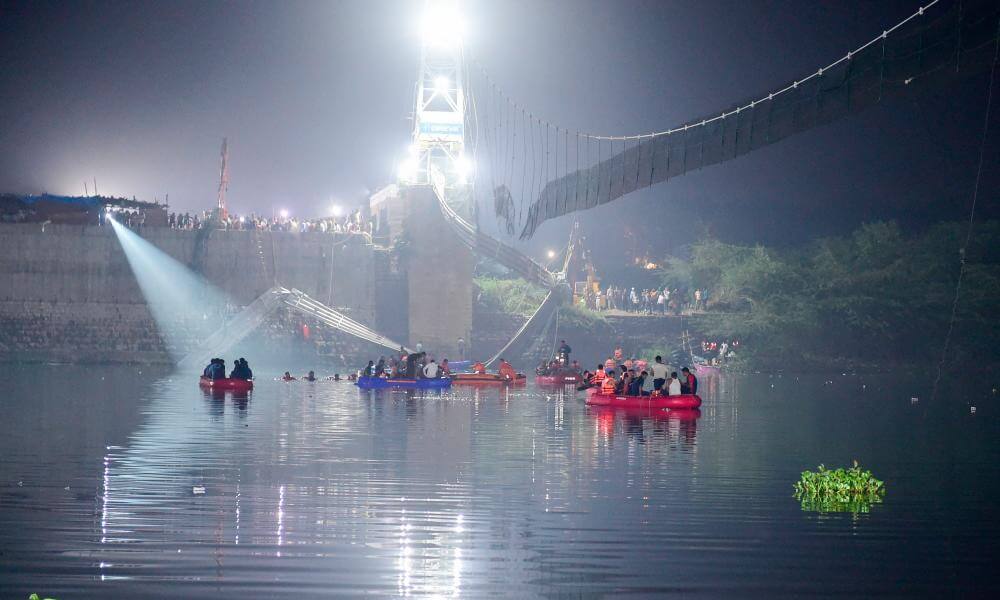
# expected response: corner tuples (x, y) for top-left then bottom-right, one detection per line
(167, 208), (372, 237)
(581, 286), (707, 315)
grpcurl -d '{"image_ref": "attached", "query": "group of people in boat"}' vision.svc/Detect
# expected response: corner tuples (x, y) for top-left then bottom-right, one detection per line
(582, 355), (698, 397)
(203, 357), (253, 381)
(535, 340), (580, 376)
(360, 350), (453, 380)
(357, 350), (521, 382)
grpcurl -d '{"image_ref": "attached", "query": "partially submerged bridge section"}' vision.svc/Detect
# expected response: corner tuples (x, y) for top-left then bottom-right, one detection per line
(178, 286), (409, 371)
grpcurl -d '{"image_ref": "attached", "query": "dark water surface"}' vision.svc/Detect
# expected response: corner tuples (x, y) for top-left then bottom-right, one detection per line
(2, 366), (998, 598)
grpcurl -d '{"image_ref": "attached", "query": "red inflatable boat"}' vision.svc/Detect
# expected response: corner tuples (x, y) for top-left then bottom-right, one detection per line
(585, 387), (701, 409)
(536, 372), (584, 385)
(199, 376), (253, 392)
(451, 373), (527, 386)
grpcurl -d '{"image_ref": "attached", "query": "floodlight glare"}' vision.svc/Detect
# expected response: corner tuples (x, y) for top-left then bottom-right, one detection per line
(547, 250), (556, 259)
(331, 205), (344, 217)
(421, 1), (464, 47)
(399, 157), (418, 182)
(435, 76), (449, 93)
(280, 209), (289, 219)
(455, 155), (473, 176)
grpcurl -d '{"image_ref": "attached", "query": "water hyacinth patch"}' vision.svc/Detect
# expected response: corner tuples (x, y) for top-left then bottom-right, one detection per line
(794, 461), (886, 513)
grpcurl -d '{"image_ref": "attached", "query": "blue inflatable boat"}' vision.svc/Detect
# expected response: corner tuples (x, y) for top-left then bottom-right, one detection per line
(356, 376), (452, 390)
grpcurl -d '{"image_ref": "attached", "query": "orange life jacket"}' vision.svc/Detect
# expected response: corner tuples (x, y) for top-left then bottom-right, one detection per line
(601, 377), (616, 393)
(473, 362), (486, 374)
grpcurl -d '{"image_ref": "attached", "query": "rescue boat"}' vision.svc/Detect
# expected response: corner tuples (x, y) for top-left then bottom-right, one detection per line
(535, 371), (584, 385)
(451, 372), (527, 386)
(199, 376), (253, 392)
(585, 387), (701, 409)
(356, 376), (452, 390)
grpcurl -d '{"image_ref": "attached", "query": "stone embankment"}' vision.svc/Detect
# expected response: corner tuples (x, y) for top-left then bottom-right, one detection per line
(0, 223), (376, 364)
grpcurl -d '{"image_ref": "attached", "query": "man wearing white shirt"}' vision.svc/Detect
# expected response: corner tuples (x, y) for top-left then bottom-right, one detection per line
(423, 360), (439, 378)
(650, 355), (670, 391)
(667, 372), (682, 396)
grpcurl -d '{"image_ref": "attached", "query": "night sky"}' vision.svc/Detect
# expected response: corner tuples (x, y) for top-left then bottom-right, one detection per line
(1, 0), (996, 254)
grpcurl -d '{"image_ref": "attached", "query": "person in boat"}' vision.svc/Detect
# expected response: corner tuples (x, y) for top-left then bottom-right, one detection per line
(535, 360), (548, 376)
(601, 369), (617, 394)
(423, 359), (440, 379)
(203, 358), (224, 380)
(440, 359), (451, 376)
(604, 356), (616, 372)
(589, 365), (606, 385)
(473, 361), (486, 374)
(363, 360), (375, 377)
(558, 340), (572, 365)
(229, 358), (252, 380)
(304, 371), (317, 382)
(498, 358), (517, 381)
(680, 367), (698, 395)
(570, 359), (580, 372)
(628, 370), (647, 396)
(374, 357), (386, 377)
(615, 369), (633, 395)
(282, 371), (296, 381)
(650, 355), (669, 392)
(667, 372), (682, 396)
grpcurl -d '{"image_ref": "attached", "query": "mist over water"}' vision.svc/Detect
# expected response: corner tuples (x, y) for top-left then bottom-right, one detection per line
(2, 366), (998, 597)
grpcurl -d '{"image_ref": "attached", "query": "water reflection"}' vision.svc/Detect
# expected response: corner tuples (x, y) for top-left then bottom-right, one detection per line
(3, 368), (1000, 597)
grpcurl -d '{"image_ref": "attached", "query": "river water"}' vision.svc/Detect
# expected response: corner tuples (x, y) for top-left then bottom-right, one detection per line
(1, 365), (998, 598)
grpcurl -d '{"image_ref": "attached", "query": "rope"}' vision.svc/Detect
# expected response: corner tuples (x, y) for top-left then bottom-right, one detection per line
(931, 13), (999, 400)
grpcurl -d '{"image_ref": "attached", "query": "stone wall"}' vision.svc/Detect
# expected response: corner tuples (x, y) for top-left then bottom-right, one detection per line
(0, 223), (377, 364)
(402, 187), (473, 356)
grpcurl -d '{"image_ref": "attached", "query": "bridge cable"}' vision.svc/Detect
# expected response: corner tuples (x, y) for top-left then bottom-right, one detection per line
(932, 11), (999, 400)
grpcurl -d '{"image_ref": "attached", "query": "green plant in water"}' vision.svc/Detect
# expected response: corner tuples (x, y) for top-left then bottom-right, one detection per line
(793, 461), (885, 513)
(29, 594), (58, 600)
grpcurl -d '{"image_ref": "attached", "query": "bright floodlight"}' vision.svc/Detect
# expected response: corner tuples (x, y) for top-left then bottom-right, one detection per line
(434, 76), (449, 93)
(547, 250), (556, 259)
(421, 0), (464, 47)
(280, 209), (289, 219)
(331, 205), (343, 217)
(455, 155), (473, 183)
(399, 157), (418, 182)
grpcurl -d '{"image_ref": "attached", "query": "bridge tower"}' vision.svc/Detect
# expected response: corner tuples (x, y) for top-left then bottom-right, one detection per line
(398, 0), (470, 190)
(370, 0), (474, 357)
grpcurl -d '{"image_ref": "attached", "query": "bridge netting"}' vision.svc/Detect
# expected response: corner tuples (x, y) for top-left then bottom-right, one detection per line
(462, 0), (1000, 239)
(178, 287), (409, 370)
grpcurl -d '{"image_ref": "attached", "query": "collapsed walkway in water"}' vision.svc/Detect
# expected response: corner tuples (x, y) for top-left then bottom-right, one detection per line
(177, 287), (409, 370)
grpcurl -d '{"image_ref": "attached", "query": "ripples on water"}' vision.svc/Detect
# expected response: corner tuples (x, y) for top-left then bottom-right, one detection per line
(1, 366), (998, 597)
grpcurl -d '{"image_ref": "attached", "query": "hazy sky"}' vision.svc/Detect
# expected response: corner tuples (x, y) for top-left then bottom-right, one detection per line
(1, 0), (996, 250)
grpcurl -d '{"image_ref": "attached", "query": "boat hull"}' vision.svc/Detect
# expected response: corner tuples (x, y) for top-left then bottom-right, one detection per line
(199, 376), (253, 391)
(536, 373), (583, 385)
(356, 376), (452, 390)
(451, 373), (526, 386)
(585, 388), (701, 409)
